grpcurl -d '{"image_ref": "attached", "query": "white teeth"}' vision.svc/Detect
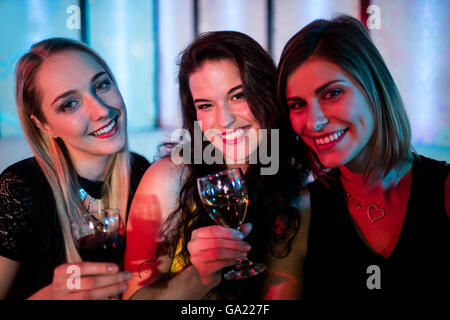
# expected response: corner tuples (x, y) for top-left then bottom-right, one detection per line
(223, 127), (249, 140)
(91, 119), (116, 136)
(314, 129), (345, 145)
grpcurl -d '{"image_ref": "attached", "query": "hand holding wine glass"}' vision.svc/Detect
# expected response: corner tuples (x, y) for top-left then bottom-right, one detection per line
(67, 208), (130, 299)
(27, 262), (131, 300)
(196, 168), (266, 280)
(188, 223), (253, 287)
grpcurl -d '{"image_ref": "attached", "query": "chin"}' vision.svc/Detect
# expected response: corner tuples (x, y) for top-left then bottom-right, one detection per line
(101, 140), (126, 156)
(316, 153), (348, 169)
(223, 145), (259, 164)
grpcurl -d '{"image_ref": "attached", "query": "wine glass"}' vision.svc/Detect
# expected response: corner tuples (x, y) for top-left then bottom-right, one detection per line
(71, 208), (125, 266)
(197, 168), (266, 280)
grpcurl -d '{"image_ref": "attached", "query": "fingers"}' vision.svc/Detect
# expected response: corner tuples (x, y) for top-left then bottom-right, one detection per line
(190, 247), (248, 263)
(191, 225), (244, 240)
(74, 262), (121, 276)
(77, 271), (133, 291)
(188, 238), (251, 254)
(195, 259), (238, 275)
(188, 225), (252, 265)
(70, 281), (129, 300)
(239, 223), (253, 237)
(53, 263), (132, 300)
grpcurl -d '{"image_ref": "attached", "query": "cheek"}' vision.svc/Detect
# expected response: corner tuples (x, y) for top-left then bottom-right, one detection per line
(54, 116), (88, 139)
(100, 89), (125, 110)
(363, 108), (375, 134)
(196, 111), (214, 132)
(289, 112), (305, 135)
(240, 102), (257, 122)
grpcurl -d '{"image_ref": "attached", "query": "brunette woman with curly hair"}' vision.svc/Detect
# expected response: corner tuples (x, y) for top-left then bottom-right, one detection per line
(124, 31), (306, 300)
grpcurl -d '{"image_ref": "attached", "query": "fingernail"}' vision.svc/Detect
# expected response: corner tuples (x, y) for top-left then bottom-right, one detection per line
(107, 264), (118, 272)
(124, 271), (133, 280)
(232, 230), (244, 239)
(238, 252), (248, 259)
(242, 243), (252, 251)
(119, 282), (128, 291)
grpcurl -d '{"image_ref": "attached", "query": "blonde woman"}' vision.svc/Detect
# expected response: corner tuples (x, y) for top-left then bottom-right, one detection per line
(0, 38), (149, 299)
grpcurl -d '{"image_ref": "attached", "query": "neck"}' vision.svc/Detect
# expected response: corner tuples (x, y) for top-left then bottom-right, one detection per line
(227, 163), (249, 174)
(340, 161), (412, 190)
(69, 152), (110, 182)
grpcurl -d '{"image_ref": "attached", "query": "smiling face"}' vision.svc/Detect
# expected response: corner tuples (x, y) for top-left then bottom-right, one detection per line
(286, 58), (374, 171)
(189, 59), (261, 163)
(34, 50), (126, 163)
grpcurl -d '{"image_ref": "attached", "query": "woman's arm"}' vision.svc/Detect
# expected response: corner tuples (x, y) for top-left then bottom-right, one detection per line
(123, 158), (251, 300)
(262, 187), (311, 300)
(128, 224), (252, 300)
(0, 256), (20, 299)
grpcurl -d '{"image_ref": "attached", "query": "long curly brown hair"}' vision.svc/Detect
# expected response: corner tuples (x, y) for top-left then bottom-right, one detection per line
(157, 31), (306, 298)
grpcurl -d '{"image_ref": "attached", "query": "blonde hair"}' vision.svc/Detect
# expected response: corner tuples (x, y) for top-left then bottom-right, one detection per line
(15, 38), (130, 263)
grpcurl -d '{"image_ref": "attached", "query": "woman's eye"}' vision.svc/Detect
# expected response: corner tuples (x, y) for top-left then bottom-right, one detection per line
(288, 101), (306, 110)
(197, 103), (212, 110)
(95, 79), (111, 91)
(232, 92), (245, 101)
(323, 89), (342, 100)
(59, 100), (78, 113)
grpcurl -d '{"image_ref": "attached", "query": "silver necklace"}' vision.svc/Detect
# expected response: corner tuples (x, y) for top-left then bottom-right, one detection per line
(344, 191), (386, 223)
(343, 167), (403, 223)
(78, 187), (102, 213)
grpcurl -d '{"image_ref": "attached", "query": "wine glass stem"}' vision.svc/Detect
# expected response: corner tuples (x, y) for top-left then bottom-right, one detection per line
(235, 257), (252, 270)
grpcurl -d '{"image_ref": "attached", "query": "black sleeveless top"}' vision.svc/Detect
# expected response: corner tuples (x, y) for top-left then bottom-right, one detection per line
(304, 155), (449, 299)
(0, 153), (150, 300)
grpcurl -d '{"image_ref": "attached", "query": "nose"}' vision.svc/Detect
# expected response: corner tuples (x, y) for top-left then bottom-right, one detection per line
(85, 94), (111, 121)
(306, 100), (329, 132)
(216, 102), (235, 128)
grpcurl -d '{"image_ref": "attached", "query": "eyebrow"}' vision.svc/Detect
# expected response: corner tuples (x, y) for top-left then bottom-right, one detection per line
(286, 80), (344, 101)
(51, 71), (107, 106)
(193, 84), (243, 104)
(314, 80), (344, 95)
(228, 84), (242, 95)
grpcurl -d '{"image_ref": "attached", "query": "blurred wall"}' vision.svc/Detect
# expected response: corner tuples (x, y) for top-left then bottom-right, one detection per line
(0, 0), (449, 172)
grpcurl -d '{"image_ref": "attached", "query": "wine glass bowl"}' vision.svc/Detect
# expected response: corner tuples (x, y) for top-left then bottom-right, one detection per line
(197, 168), (266, 280)
(71, 208), (125, 264)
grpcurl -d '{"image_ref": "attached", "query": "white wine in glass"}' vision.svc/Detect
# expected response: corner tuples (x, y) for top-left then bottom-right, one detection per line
(197, 168), (266, 280)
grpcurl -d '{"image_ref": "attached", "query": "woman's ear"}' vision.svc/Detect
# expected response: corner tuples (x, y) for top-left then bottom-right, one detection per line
(30, 114), (58, 138)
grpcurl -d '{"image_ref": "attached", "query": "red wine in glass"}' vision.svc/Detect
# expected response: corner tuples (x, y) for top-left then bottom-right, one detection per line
(71, 208), (125, 265)
(75, 233), (125, 264)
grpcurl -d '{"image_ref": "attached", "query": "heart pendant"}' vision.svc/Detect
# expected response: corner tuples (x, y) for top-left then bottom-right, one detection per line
(367, 204), (385, 223)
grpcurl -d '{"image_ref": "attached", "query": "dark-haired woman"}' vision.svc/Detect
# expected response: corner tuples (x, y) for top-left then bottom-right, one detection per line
(0, 38), (149, 299)
(124, 31), (304, 300)
(273, 15), (449, 298)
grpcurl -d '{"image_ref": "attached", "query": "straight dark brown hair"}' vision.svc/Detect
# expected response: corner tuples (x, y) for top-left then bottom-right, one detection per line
(277, 15), (413, 183)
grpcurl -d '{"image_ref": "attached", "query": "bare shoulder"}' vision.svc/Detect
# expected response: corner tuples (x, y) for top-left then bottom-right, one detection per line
(0, 256), (20, 299)
(139, 157), (187, 191)
(130, 157), (189, 223)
